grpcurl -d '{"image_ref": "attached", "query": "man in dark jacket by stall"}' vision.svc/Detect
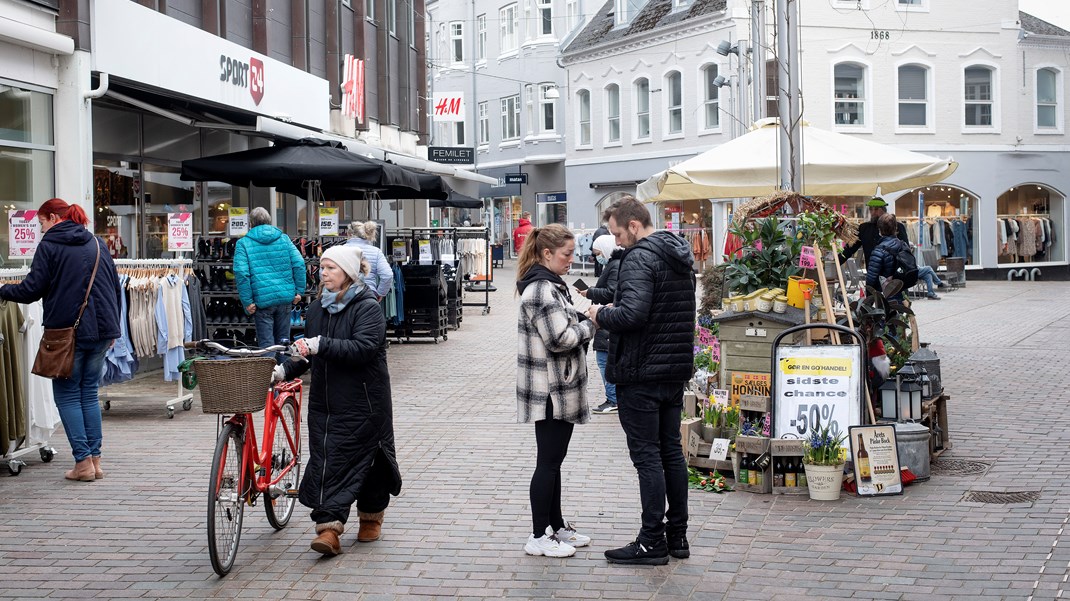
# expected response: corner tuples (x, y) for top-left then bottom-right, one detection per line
(839, 197), (909, 266)
(866, 213), (912, 300)
(587, 197), (696, 566)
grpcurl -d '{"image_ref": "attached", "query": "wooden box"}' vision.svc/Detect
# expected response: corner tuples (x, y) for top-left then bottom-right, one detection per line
(770, 439), (808, 495)
(732, 435), (771, 494)
(921, 393), (952, 459)
(680, 417), (701, 462)
(712, 309), (809, 382)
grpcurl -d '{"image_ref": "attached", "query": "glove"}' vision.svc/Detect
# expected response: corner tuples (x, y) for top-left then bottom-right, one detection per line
(271, 365), (286, 382)
(291, 336), (320, 357)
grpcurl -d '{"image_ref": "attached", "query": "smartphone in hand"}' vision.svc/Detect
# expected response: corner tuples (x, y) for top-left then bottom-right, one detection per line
(573, 278), (589, 291)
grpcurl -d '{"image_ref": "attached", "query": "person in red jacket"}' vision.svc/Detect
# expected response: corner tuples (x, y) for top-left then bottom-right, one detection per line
(513, 212), (534, 254)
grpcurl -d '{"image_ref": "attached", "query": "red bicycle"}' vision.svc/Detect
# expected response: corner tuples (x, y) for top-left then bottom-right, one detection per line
(186, 340), (304, 576)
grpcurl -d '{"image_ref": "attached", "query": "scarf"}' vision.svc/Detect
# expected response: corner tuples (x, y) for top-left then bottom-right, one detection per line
(516, 264), (573, 305)
(320, 282), (364, 314)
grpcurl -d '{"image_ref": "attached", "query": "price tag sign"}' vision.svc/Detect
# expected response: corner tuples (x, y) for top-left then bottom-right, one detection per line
(392, 239), (408, 262)
(697, 326), (715, 347)
(773, 345), (862, 440)
(687, 431), (701, 459)
(711, 389), (729, 408)
(418, 239), (433, 265)
(318, 208), (339, 236)
(710, 438), (730, 461)
(8, 210), (40, 260)
(167, 212), (193, 252)
(711, 338), (721, 362)
(798, 245), (817, 269)
(228, 208), (249, 237)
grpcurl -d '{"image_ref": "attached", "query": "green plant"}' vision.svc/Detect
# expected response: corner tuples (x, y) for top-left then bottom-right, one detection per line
(840, 285), (916, 370)
(688, 467), (733, 493)
(702, 401), (719, 427)
(693, 346), (718, 373)
(797, 210), (841, 250)
(724, 217), (803, 295)
(802, 416), (848, 466)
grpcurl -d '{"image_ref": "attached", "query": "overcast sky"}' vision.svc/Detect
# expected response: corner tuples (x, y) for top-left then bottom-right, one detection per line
(1018, 0), (1070, 30)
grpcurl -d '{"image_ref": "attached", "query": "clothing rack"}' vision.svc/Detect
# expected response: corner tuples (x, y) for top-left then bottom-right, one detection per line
(102, 258), (195, 419)
(0, 267), (59, 475)
(997, 213), (1049, 218)
(396, 227), (493, 316)
(571, 228), (597, 276)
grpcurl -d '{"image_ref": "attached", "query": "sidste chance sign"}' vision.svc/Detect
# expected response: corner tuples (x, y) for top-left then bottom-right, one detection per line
(773, 345), (862, 440)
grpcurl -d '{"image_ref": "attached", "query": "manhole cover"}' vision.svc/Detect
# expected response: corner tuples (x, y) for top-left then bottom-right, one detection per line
(930, 458), (991, 476)
(962, 490), (1041, 504)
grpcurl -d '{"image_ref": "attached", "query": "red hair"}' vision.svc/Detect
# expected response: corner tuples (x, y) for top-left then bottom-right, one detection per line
(38, 198), (89, 227)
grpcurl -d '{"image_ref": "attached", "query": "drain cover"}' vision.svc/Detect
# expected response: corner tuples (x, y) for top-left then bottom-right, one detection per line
(962, 490), (1041, 504)
(930, 458), (991, 477)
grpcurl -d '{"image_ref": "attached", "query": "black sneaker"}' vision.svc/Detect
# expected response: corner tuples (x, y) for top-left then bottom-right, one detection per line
(666, 534), (690, 559)
(594, 401), (618, 414)
(604, 538), (669, 566)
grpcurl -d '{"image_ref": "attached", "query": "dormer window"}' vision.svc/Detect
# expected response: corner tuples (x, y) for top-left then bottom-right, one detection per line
(615, 0), (645, 26)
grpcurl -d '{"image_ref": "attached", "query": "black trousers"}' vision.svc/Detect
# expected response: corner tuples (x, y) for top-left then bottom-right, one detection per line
(616, 383), (689, 545)
(310, 452), (394, 525)
(530, 398), (574, 538)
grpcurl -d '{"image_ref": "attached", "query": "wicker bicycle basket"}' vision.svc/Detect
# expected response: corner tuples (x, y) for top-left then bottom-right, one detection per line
(193, 358), (276, 414)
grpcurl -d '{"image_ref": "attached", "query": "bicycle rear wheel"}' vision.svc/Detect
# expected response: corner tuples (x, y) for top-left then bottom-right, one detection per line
(265, 397), (301, 530)
(208, 422), (245, 576)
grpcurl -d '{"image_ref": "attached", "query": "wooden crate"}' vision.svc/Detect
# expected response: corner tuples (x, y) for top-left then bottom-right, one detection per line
(921, 393), (952, 459)
(680, 417), (701, 462)
(712, 309), (809, 382)
(770, 439), (808, 495)
(733, 435), (771, 494)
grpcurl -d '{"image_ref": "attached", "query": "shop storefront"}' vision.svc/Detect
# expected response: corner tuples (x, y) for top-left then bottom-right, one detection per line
(0, 79), (55, 267)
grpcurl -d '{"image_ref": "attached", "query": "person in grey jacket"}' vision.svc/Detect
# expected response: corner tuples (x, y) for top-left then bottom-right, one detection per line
(516, 224), (596, 559)
(345, 221), (393, 300)
(579, 234), (621, 414)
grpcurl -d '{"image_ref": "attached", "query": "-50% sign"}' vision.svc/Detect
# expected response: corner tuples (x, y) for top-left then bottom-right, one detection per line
(791, 403), (840, 438)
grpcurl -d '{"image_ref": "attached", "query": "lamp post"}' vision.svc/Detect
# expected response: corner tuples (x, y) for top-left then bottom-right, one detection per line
(716, 39), (749, 137)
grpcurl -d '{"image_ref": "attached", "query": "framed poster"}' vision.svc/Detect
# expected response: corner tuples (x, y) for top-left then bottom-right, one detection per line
(772, 344), (863, 440)
(849, 425), (903, 496)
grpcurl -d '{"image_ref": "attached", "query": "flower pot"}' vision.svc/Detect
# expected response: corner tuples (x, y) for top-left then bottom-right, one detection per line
(701, 423), (716, 443)
(803, 463), (844, 501)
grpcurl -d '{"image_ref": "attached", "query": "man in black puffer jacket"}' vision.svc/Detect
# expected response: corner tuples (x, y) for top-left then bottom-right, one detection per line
(587, 197), (696, 566)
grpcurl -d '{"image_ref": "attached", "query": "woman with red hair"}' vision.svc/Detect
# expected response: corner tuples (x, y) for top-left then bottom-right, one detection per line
(0, 198), (121, 482)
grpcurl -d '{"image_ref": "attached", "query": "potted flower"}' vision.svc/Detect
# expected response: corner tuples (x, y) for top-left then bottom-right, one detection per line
(721, 404), (740, 441)
(701, 401), (719, 443)
(801, 418), (848, 501)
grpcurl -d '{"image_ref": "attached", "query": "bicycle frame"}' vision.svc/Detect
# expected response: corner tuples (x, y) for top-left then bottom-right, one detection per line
(223, 379), (303, 503)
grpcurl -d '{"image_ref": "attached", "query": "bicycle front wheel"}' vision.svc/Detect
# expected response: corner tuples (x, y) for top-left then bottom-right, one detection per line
(208, 422), (245, 576)
(265, 397), (301, 530)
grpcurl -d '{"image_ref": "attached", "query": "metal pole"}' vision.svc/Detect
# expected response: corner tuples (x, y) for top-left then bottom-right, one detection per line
(776, 0), (801, 191)
(751, 0), (766, 121)
(736, 39), (749, 132)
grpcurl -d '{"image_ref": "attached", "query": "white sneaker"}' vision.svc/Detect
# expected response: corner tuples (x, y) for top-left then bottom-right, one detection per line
(554, 523), (591, 548)
(525, 534), (576, 557)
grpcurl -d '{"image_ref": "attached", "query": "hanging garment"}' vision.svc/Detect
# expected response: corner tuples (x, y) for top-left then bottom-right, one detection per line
(1005, 220), (1019, 257)
(1018, 218), (1037, 259)
(187, 274), (208, 341)
(391, 264), (405, 326)
(155, 275), (192, 382)
(951, 220), (969, 260)
(19, 301), (59, 445)
(101, 274), (138, 386)
(0, 301), (26, 454)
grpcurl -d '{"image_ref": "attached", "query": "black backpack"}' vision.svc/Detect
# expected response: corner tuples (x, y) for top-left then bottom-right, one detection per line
(892, 245), (919, 289)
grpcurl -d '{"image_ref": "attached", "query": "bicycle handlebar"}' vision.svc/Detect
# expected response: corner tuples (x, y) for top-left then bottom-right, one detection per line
(184, 339), (290, 357)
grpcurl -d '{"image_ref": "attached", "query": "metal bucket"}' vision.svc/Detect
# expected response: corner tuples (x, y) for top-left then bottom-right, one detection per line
(895, 422), (931, 482)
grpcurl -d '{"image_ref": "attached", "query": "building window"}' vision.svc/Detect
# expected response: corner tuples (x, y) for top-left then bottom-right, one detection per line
(964, 66), (993, 127)
(577, 90), (591, 146)
(536, 0), (553, 36)
(615, 0), (644, 25)
(634, 78), (650, 139)
(450, 22), (465, 63)
(540, 84), (556, 132)
(365, 0), (374, 21)
(388, 0), (396, 35)
(667, 71), (682, 134)
(0, 83), (55, 264)
(605, 84), (620, 143)
(501, 94), (521, 140)
(702, 65), (719, 130)
(500, 4), (518, 53)
(834, 63), (865, 126)
(897, 64), (928, 127)
(476, 14), (487, 61)
(478, 101), (490, 144)
(1037, 68), (1059, 130)
(674, 0), (692, 9)
(409, 3), (416, 47)
(566, 0), (580, 31)
(455, 122), (465, 145)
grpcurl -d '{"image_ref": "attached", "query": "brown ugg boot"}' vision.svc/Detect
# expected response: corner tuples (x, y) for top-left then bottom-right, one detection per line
(91, 456), (104, 479)
(64, 458), (95, 482)
(310, 521), (344, 556)
(357, 511), (384, 542)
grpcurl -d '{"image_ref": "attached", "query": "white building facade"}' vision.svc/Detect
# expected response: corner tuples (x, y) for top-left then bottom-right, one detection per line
(562, 0), (1070, 277)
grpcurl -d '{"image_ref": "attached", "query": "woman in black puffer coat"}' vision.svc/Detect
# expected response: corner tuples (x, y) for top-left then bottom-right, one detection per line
(580, 235), (622, 414)
(278, 245), (401, 556)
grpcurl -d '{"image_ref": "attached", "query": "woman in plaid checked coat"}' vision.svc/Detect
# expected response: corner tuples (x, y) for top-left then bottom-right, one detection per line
(515, 224), (597, 558)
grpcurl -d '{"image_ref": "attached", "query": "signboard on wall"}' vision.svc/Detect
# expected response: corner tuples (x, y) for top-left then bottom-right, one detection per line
(341, 54), (365, 124)
(431, 92), (465, 122)
(729, 372), (770, 407)
(228, 208), (248, 237)
(7, 210), (40, 260)
(318, 208), (339, 236)
(429, 146), (474, 164)
(167, 212), (193, 252)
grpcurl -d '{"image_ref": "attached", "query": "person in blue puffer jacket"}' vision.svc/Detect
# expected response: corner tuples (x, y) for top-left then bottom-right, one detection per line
(233, 208), (305, 351)
(345, 221), (394, 300)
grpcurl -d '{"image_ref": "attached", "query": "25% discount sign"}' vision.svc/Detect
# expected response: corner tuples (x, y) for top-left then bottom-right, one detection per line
(773, 345), (862, 439)
(167, 213), (193, 252)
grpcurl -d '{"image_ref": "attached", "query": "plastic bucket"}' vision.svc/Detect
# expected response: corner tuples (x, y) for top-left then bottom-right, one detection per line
(787, 276), (817, 309)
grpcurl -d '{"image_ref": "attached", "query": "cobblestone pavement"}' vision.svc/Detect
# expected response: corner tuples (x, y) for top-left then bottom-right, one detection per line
(1, 267), (1068, 601)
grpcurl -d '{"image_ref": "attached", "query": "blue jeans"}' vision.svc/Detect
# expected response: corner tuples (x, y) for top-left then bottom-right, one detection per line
(595, 351), (617, 405)
(918, 266), (942, 295)
(616, 383), (689, 545)
(52, 340), (110, 462)
(254, 304), (292, 353)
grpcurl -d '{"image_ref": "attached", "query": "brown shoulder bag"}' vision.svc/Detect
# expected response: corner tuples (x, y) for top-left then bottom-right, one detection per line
(32, 240), (101, 380)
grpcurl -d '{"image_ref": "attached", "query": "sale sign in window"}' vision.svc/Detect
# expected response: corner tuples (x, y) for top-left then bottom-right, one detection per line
(167, 213), (193, 252)
(8, 210), (40, 260)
